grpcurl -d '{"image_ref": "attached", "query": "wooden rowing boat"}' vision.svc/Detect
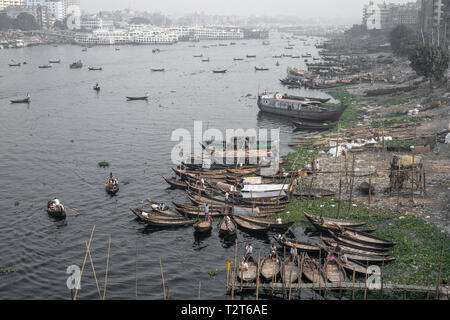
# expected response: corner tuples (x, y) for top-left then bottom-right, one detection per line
(304, 212), (366, 228)
(218, 217), (237, 237)
(162, 176), (187, 190)
(212, 69), (227, 73)
(323, 261), (347, 283)
(237, 257), (257, 283)
(105, 184), (119, 195)
(237, 216), (294, 230)
(281, 256), (298, 285)
(151, 68), (165, 72)
(131, 209), (195, 227)
(273, 235), (321, 253)
(260, 255), (281, 281)
(302, 254), (325, 283)
(126, 95), (148, 101)
(337, 257), (373, 275)
(194, 220), (212, 233)
(10, 97), (30, 104)
(232, 216), (270, 233)
(131, 208), (184, 220)
(328, 230), (390, 252)
(339, 229), (396, 248)
(88, 67), (102, 71)
(147, 200), (184, 217)
(321, 238), (391, 256)
(293, 121), (336, 131)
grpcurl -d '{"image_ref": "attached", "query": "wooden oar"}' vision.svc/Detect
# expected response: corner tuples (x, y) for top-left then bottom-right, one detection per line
(65, 205), (81, 216)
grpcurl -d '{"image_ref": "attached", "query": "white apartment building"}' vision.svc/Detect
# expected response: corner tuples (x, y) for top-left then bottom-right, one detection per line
(0, 0), (24, 10)
(26, 0), (64, 20)
(80, 15), (114, 30)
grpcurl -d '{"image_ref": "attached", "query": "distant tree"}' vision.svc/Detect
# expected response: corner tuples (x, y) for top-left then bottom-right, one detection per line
(409, 43), (450, 88)
(390, 25), (417, 57)
(54, 19), (67, 30)
(390, 25), (413, 54)
(129, 17), (151, 25)
(13, 13), (39, 31)
(0, 13), (13, 30)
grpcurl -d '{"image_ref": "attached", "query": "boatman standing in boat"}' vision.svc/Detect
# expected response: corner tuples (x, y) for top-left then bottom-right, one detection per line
(245, 243), (253, 259)
(204, 204), (210, 221)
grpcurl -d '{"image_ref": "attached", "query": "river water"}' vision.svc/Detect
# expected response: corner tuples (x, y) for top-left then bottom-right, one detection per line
(0, 33), (332, 299)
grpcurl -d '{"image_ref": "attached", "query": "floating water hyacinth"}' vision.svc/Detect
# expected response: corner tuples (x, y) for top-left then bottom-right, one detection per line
(98, 161), (110, 168)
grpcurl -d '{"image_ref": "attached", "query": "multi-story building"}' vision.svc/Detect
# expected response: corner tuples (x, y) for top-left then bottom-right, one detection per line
(363, 1), (420, 30)
(4, 4), (52, 28)
(80, 15), (114, 30)
(0, 0), (24, 10)
(26, 0), (64, 20)
(419, 0), (450, 47)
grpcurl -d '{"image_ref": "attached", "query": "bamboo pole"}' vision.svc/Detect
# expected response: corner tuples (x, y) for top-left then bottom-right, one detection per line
(73, 225), (96, 300)
(435, 235), (445, 300)
(198, 281), (201, 299)
(159, 258), (166, 300)
(352, 269), (356, 300)
(256, 255), (260, 300)
(85, 241), (101, 299)
(231, 239), (237, 300)
(102, 235), (111, 301)
(324, 262), (328, 300)
(348, 154), (355, 214)
(337, 177), (342, 219)
(380, 258), (385, 300)
(402, 270), (407, 300)
(426, 270), (431, 300)
(136, 240), (138, 298)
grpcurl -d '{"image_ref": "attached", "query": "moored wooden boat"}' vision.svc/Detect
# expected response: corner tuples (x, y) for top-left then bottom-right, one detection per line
(88, 66), (102, 71)
(237, 216), (294, 230)
(212, 69), (227, 73)
(163, 176), (187, 190)
(218, 217), (237, 237)
(8, 62), (21, 67)
(49, 60), (60, 63)
(194, 220), (212, 233)
(328, 230), (390, 252)
(321, 238), (391, 256)
(151, 68), (165, 72)
(273, 235), (321, 253)
(293, 120), (336, 131)
(131, 209), (195, 227)
(323, 261), (347, 283)
(302, 254), (325, 283)
(337, 257), (373, 275)
(237, 257), (257, 283)
(304, 212), (366, 231)
(38, 65), (52, 68)
(131, 208), (184, 219)
(339, 229), (396, 248)
(260, 255), (281, 281)
(232, 215), (270, 233)
(255, 66), (269, 71)
(281, 257), (298, 285)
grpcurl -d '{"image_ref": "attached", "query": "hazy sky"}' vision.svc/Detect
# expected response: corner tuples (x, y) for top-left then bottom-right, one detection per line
(80, 0), (414, 23)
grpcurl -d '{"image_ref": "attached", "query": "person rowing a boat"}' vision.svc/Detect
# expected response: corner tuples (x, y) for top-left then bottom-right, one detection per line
(48, 198), (63, 213)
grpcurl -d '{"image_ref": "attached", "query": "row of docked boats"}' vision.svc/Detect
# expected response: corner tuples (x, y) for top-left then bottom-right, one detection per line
(236, 253), (350, 285)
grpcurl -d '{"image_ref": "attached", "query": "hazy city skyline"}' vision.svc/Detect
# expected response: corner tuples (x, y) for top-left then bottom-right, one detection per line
(80, 0), (414, 24)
